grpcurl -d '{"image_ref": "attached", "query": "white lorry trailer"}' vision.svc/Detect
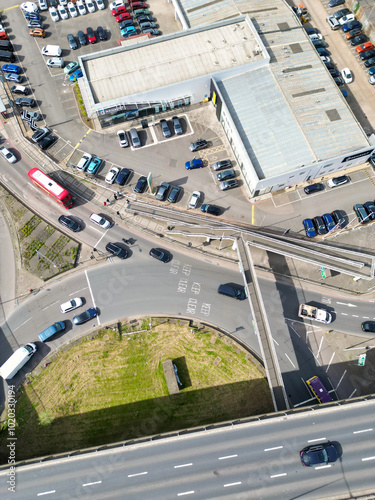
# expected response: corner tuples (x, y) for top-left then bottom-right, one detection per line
(0, 343), (37, 380)
(298, 304), (332, 324)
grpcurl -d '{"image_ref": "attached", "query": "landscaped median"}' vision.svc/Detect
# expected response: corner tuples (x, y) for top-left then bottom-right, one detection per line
(0, 320), (272, 463)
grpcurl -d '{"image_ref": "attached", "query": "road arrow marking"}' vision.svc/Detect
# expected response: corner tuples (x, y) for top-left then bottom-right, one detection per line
(336, 302), (357, 307)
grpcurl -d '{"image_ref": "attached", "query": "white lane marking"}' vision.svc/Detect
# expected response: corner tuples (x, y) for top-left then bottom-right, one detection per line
(353, 428), (373, 434)
(349, 388), (357, 398)
(69, 288), (88, 297)
(264, 446), (283, 452)
(336, 302), (357, 307)
(352, 315), (359, 318)
(308, 437), (326, 443)
(285, 353), (296, 368)
(224, 482), (241, 488)
(326, 353), (335, 372)
(12, 317), (31, 332)
(174, 463), (193, 468)
(317, 336), (324, 357)
(335, 370), (347, 390)
(362, 316), (369, 319)
(95, 231), (108, 248)
(315, 465), (331, 470)
(293, 396), (316, 408)
(362, 456), (375, 461)
(128, 471), (148, 478)
(341, 313), (348, 316)
(177, 491), (195, 496)
(82, 481), (102, 487)
(218, 454), (238, 460)
(84, 269), (100, 326)
(270, 473), (287, 478)
(37, 491), (56, 496)
(272, 337), (279, 346)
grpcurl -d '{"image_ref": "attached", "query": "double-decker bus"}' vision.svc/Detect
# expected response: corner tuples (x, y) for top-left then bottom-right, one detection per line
(28, 168), (74, 209)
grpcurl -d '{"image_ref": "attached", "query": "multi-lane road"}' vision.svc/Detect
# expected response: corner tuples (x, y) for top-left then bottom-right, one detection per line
(2, 398), (375, 499)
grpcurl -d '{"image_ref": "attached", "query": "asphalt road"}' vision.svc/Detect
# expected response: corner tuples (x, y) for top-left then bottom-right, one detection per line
(2, 399), (375, 499)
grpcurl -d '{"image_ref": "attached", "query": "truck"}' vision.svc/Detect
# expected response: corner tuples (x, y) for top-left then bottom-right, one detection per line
(0, 343), (37, 380)
(298, 304), (332, 324)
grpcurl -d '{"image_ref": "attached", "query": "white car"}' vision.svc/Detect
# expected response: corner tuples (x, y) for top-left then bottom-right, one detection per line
(117, 130), (129, 147)
(0, 146), (17, 164)
(38, 0), (48, 11)
(95, 0), (105, 10)
(49, 6), (60, 21)
(109, 0), (124, 10)
(59, 0), (68, 5)
(320, 56), (331, 64)
(58, 4), (69, 20)
(189, 190), (201, 209)
(370, 75), (375, 85)
(76, 0), (87, 15)
(46, 57), (64, 67)
(89, 213), (111, 229)
(341, 68), (353, 84)
(67, 2), (78, 17)
(309, 33), (323, 41)
(339, 14), (355, 26)
(60, 297), (83, 314)
(20, 2), (39, 13)
(105, 167), (120, 184)
(85, 0), (96, 13)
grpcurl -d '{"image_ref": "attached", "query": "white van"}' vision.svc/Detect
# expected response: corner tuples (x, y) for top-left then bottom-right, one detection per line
(41, 45), (62, 57)
(0, 343), (37, 380)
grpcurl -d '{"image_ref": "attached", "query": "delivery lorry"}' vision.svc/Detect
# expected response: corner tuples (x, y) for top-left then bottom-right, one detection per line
(298, 304), (332, 324)
(0, 343), (37, 380)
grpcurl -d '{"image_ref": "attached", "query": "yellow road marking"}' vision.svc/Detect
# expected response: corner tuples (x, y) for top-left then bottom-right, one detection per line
(252, 205), (255, 225)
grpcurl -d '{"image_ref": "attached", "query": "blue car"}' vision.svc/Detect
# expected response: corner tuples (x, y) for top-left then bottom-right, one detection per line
(86, 157), (102, 175)
(2, 64), (21, 74)
(25, 12), (41, 20)
(5, 73), (23, 83)
(303, 219), (316, 238)
(72, 308), (97, 326)
(69, 69), (83, 82)
(185, 158), (204, 170)
(369, 67), (375, 76)
(342, 21), (362, 33)
(121, 26), (136, 37)
(322, 213), (335, 231)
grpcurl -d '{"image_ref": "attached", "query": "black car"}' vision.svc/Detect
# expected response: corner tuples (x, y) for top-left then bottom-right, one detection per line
(137, 15), (153, 23)
(156, 182), (170, 201)
(149, 248), (170, 263)
(313, 216), (328, 235)
(77, 30), (87, 46)
(73, 308), (97, 326)
(334, 76), (344, 87)
(105, 242), (128, 259)
(304, 183), (324, 195)
(31, 127), (51, 143)
(305, 27), (319, 35)
(133, 175), (147, 193)
(324, 62), (335, 70)
(353, 203), (368, 223)
(364, 57), (375, 68)
(58, 215), (81, 232)
(49, 0), (58, 6)
(329, 68), (340, 77)
(97, 26), (107, 41)
(300, 443), (338, 467)
(119, 20), (135, 29)
(331, 209), (347, 228)
(316, 47), (330, 57)
(360, 49), (375, 60)
(328, 0), (345, 6)
(67, 34), (78, 50)
(333, 8), (351, 19)
(350, 34), (368, 46)
(201, 204), (220, 216)
(115, 168), (131, 185)
(217, 169), (235, 182)
(15, 97), (35, 107)
(312, 40), (327, 48)
(189, 139), (208, 152)
(364, 201), (375, 220)
(39, 135), (58, 150)
(167, 185), (181, 203)
(361, 321), (375, 332)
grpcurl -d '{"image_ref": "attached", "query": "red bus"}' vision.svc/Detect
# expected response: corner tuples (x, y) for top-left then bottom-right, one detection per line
(28, 168), (74, 209)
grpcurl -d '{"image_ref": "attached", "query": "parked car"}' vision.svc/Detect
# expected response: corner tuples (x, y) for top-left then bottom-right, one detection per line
(39, 0), (48, 10)
(345, 28), (362, 39)
(309, 33), (323, 41)
(76, 152), (92, 171)
(300, 443), (338, 467)
(316, 48), (330, 57)
(133, 175), (147, 193)
(160, 119), (171, 138)
(110, 0), (125, 9)
(2, 64), (21, 74)
(356, 42), (374, 53)
(213, 159), (232, 171)
(189, 139), (208, 152)
(29, 28), (45, 37)
(15, 97), (35, 107)
(359, 49), (375, 60)
(329, 68), (340, 78)
(0, 146), (17, 164)
(339, 14), (355, 25)
(112, 5), (127, 15)
(142, 28), (160, 36)
(350, 34), (367, 46)
(341, 68), (352, 83)
(305, 27), (319, 35)
(21, 1), (39, 12)
(67, 2), (78, 17)
(60, 297), (83, 314)
(364, 57), (375, 68)
(342, 21), (362, 33)
(185, 158), (204, 170)
(333, 8), (351, 19)
(4, 73), (23, 83)
(156, 182), (170, 201)
(46, 57), (64, 68)
(217, 169), (235, 182)
(11, 85), (29, 96)
(49, 6), (60, 21)
(97, 26), (107, 41)
(86, 157), (102, 175)
(105, 242), (128, 259)
(76, 0), (87, 15)
(121, 26), (136, 37)
(58, 4), (69, 19)
(58, 215), (81, 232)
(117, 130), (128, 147)
(87, 27), (96, 44)
(326, 16), (340, 30)
(201, 204), (220, 216)
(313, 216), (328, 235)
(77, 31), (87, 46)
(331, 209), (347, 227)
(105, 167), (119, 184)
(364, 201), (375, 220)
(133, 8), (150, 17)
(327, 175), (350, 187)
(25, 11), (41, 20)
(353, 203), (369, 223)
(31, 127), (51, 143)
(304, 183), (324, 194)
(95, 0), (105, 9)
(320, 56), (331, 63)
(219, 179), (238, 190)
(69, 69), (83, 82)
(167, 185), (181, 203)
(303, 218), (316, 238)
(39, 135), (58, 150)
(322, 213), (335, 231)
(73, 308), (97, 326)
(85, 0), (96, 13)
(328, 0), (345, 6)
(115, 168), (131, 185)
(172, 116), (182, 135)
(67, 34), (78, 50)
(189, 190), (201, 208)
(312, 40), (328, 48)
(334, 76), (344, 86)
(140, 22), (157, 31)
(64, 61), (80, 75)
(117, 13), (132, 22)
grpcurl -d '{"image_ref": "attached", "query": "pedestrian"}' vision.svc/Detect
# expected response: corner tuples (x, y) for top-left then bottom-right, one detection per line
(106, 198), (110, 203)
(104, 201), (107, 206)
(114, 194), (117, 200)
(29, 289), (34, 293)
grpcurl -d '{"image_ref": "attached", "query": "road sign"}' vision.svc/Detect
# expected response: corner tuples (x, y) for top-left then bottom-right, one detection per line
(320, 266), (326, 279)
(358, 354), (366, 366)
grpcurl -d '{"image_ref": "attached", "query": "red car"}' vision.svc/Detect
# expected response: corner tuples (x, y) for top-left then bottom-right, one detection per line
(86, 27), (96, 44)
(356, 42), (374, 53)
(129, 1), (147, 9)
(116, 12), (131, 22)
(112, 5), (127, 16)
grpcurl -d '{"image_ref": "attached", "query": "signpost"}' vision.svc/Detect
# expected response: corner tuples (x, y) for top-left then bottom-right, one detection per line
(358, 353), (366, 366)
(320, 266), (326, 279)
